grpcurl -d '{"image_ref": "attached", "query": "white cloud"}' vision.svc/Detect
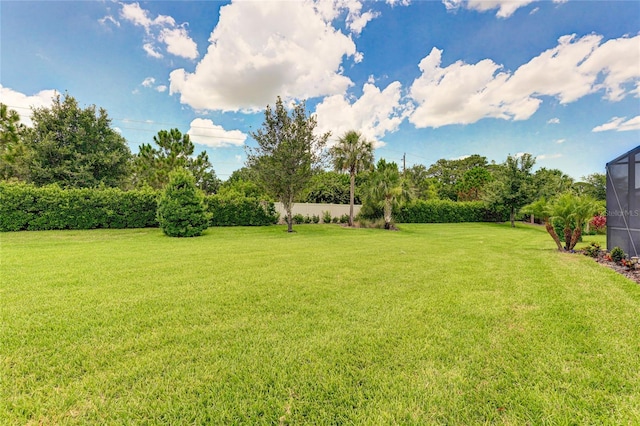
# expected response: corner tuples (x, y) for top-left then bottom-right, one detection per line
(170, 1), (359, 112)
(121, 2), (154, 28)
(141, 77), (155, 87)
(314, 81), (411, 148)
(547, 117), (560, 124)
(442, 0), (537, 18)
(143, 43), (163, 59)
(345, 1), (379, 35)
(98, 15), (120, 27)
(235, 155), (242, 163)
(314, 0), (391, 34)
(140, 77), (167, 92)
(580, 35), (640, 101)
(592, 116), (640, 132)
(120, 2), (197, 60)
(387, 0), (411, 6)
(451, 154), (471, 161)
(0, 85), (57, 126)
(409, 33), (640, 128)
(187, 118), (247, 148)
(555, 138), (566, 144)
(159, 27), (198, 60)
(538, 153), (563, 160)
(409, 47), (528, 128)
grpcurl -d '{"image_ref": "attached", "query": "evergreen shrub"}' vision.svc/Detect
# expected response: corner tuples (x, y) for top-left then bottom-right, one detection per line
(157, 170), (209, 237)
(322, 210), (332, 224)
(610, 247), (626, 264)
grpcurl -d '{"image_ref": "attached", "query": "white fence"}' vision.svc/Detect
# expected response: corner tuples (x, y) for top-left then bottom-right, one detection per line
(274, 202), (361, 223)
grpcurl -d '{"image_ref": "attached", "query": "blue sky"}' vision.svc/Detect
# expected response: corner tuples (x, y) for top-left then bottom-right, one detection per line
(2, 0), (639, 180)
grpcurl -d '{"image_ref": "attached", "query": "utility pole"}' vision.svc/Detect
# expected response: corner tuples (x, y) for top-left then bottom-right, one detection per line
(402, 153), (406, 176)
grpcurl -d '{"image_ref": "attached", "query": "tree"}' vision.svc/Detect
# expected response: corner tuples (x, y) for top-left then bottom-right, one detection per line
(247, 97), (329, 232)
(521, 198), (563, 250)
(0, 103), (28, 181)
(301, 171), (351, 204)
(24, 93), (131, 188)
(131, 128), (220, 194)
(405, 164), (438, 200)
(225, 166), (260, 185)
(365, 159), (412, 229)
(575, 173), (606, 200)
(484, 153), (536, 227)
(547, 193), (598, 251)
(329, 130), (374, 226)
(532, 167), (574, 200)
(456, 166), (493, 201)
(157, 169), (209, 237)
(427, 154), (489, 200)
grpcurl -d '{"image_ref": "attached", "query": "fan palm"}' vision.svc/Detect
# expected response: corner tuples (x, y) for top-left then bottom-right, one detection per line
(367, 159), (412, 229)
(330, 130), (374, 226)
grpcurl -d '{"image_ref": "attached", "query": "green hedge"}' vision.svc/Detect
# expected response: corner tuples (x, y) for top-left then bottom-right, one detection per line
(396, 200), (501, 223)
(0, 183), (280, 232)
(0, 183), (159, 232)
(206, 195), (278, 226)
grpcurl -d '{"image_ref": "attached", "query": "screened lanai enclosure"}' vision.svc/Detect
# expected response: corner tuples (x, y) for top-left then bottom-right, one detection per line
(606, 145), (640, 258)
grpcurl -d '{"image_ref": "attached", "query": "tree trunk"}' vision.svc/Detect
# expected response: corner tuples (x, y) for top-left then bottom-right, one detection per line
(384, 198), (393, 230)
(563, 226), (572, 250)
(510, 207), (515, 227)
(545, 221), (564, 251)
(284, 197), (294, 233)
(569, 226), (582, 251)
(349, 171), (355, 227)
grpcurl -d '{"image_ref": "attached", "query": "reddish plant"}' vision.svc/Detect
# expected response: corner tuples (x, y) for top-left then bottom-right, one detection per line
(590, 215), (606, 231)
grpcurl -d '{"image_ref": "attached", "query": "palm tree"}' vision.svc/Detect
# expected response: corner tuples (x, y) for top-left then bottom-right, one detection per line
(521, 198), (563, 250)
(547, 193), (598, 251)
(330, 130), (374, 226)
(367, 159), (412, 229)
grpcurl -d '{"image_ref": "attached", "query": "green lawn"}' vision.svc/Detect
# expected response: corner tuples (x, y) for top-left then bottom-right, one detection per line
(1, 223), (639, 424)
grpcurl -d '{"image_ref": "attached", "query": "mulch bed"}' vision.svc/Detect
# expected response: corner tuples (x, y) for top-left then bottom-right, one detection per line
(592, 254), (640, 285)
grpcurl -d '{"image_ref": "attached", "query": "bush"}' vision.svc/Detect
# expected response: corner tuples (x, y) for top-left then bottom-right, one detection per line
(322, 210), (332, 224)
(610, 246), (626, 264)
(0, 180), (279, 232)
(303, 215), (312, 224)
(331, 216), (339, 223)
(0, 182), (158, 232)
(357, 218), (387, 229)
(206, 195), (277, 226)
(292, 214), (305, 225)
(157, 170), (209, 237)
(590, 215), (607, 234)
(312, 214), (320, 224)
(583, 242), (601, 258)
(339, 214), (350, 224)
(396, 200), (495, 223)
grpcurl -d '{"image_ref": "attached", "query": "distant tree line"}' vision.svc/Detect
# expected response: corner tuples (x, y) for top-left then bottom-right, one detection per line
(1, 93), (606, 234)
(0, 94), (220, 194)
